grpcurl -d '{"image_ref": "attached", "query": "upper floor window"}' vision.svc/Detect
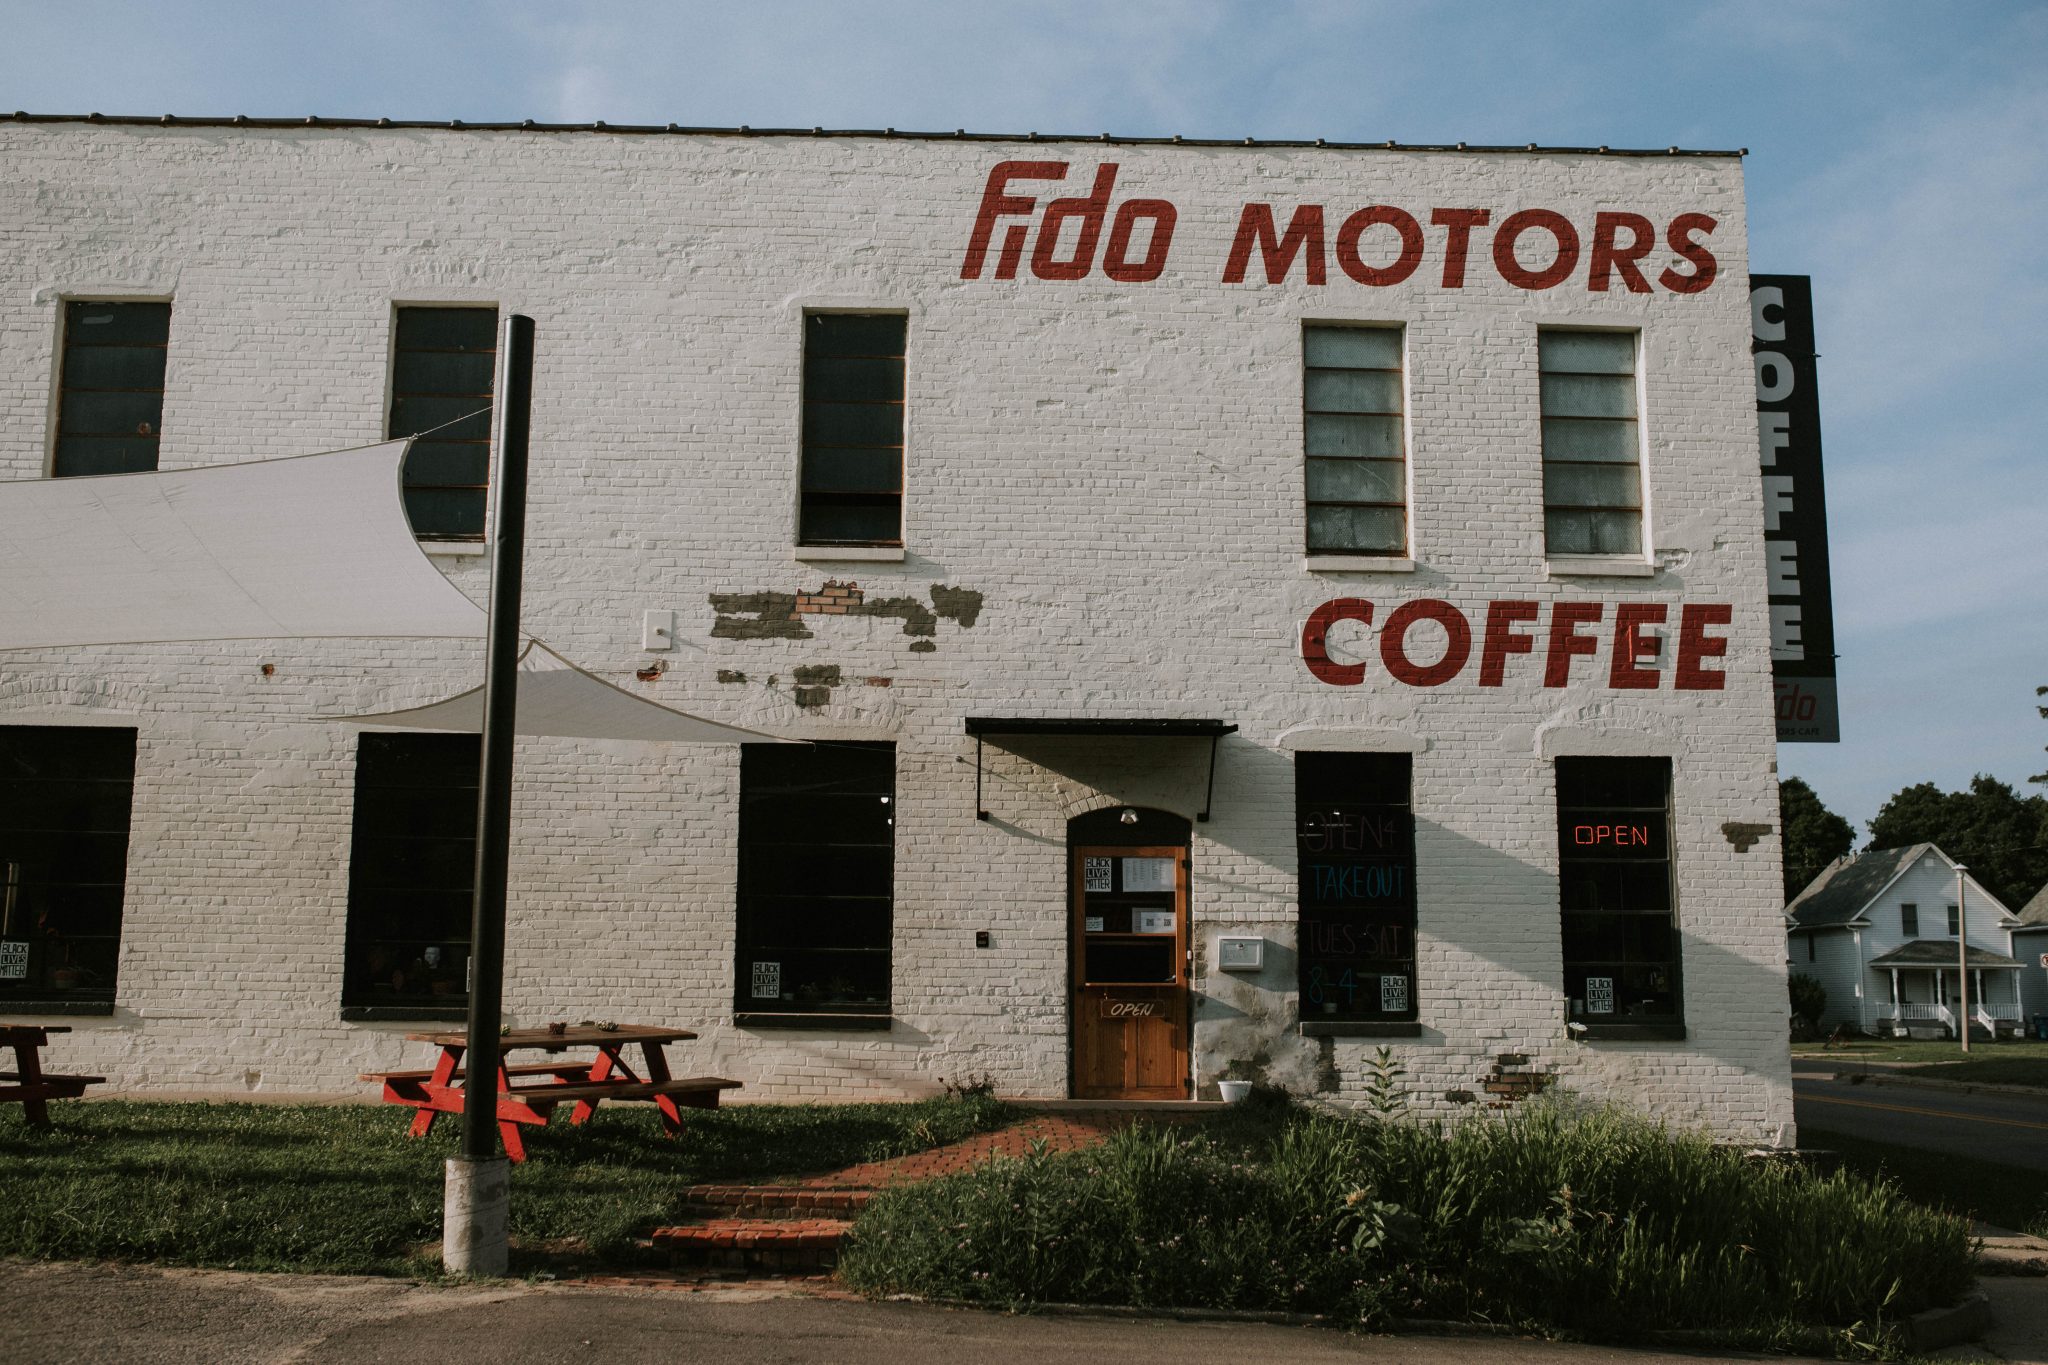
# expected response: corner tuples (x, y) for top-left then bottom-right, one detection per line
(1946, 903), (1960, 937)
(1303, 325), (1406, 556)
(1900, 902), (1919, 937)
(1539, 329), (1642, 556)
(0, 725), (137, 1008)
(1557, 755), (1682, 1034)
(53, 301), (171, 477)
(799, 313), (905, 547)
(389, 307), (497, 541)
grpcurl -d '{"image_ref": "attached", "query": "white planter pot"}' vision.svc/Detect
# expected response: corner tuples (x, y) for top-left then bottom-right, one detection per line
(1217, 1079), (1254, 1104)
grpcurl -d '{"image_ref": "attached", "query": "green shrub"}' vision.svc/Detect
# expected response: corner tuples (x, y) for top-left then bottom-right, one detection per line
(838, 1099), (1972, 1350)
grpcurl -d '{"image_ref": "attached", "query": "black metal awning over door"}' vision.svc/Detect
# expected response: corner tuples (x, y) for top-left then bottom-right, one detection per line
(962, 717), (1238, 823)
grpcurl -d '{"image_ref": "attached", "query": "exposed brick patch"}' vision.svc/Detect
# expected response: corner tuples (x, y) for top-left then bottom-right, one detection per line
(1480, 1054), (1556, 1110)
(795, 580), (865, 615)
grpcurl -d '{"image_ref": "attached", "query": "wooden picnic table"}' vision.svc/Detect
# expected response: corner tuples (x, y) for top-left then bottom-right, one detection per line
(360, 1023), (740, 1162)
(1, 1024), (105, 1126)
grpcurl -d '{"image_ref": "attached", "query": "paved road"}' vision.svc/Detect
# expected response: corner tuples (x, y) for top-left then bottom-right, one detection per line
(0, 1261), (1791, 1365)
(1793, 1073), (2048, 1165)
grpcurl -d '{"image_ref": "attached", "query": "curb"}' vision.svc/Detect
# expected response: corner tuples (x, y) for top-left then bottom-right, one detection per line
(1904, 1291), (1991, 1351)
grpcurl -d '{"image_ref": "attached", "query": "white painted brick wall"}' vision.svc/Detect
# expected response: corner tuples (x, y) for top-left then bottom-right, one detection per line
(0, 124), (1792, 1142)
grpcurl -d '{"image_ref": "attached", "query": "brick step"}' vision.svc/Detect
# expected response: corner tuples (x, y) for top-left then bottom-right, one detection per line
(648, 1216), (854, 1272)
(678, 1183), (875, 1218)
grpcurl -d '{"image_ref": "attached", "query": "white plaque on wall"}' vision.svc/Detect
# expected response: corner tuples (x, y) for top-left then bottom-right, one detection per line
(1084, 857), (1112, 892)
(750, 960), (782, 1000)
(1121, 857), (1174, 893)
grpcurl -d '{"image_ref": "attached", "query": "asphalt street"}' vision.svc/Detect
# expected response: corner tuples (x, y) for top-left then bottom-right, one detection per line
(1792, 1073), (2048, 1165)
(0, 1261), (1793, 1365)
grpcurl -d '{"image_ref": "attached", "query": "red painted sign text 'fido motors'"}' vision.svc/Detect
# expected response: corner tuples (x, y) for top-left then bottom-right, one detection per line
(961, 162), (1720, 294)
(1302, 598), (1734, 690)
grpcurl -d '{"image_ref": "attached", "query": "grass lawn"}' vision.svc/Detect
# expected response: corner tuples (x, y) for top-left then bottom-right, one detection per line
(0, 1094), (1009, 1276)
(1801, 1126), (2048, 1239)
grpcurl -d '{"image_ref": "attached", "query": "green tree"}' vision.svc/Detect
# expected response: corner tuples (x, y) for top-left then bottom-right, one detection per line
(1779, 777), (1855, 901)
(1865, 774), (2048, 912)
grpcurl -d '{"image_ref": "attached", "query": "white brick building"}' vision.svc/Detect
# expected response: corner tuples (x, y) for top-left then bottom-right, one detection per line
(0, 116), (1792, 1140)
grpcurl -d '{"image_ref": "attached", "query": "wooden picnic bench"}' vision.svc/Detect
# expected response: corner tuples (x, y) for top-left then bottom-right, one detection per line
(1, 1025), (104, 1127)
(360, 1023), (740, 1162)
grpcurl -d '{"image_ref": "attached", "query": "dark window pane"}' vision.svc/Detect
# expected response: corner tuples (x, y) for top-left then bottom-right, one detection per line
(735, 741), (893, 1015)
(801, 446), (902, 495)
(402, 488), (488, 539)
(803, 357), (903, 402)
(1307, 504), (1405, 554)
(58, 390), (164, 437)
(803, 400), (903, 448)
(1544, 510), (1642, 556)
(1297, 752), (1416, 1022)
(64, 301), (171, 347)
(394, 308), (499, 351)
(1541, 417), (1639, 463)
(800, 496), (900, 546)
(1540, 330), (1634, 374)
(1304, 326), (1400, 369)
(806, 314), (907, 359)
(1306, 457), (1404, 505)
(401, 441), (491, 489)
(1558, 757), (1679, 1023)
(1544, 463), (1642, 510)
(389, 395), (492, 441)
(51, 436), (158, 477)
(1305, 369), (1402, 415)
(391, 349), (496, 394)
(1304, 413), (1403, 459)
(1539, 372), (1636, 419)
(58, 345), (167, 391)
(344, 733), (479, 1010)
(0, 726), (137, 1004)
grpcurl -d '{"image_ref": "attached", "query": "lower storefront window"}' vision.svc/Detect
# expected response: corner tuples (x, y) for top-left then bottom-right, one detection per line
(1296, 752), (1418, 1031)
(1556, 756), (1684, 1036)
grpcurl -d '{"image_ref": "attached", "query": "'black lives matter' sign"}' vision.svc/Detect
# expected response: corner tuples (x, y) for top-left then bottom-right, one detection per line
(1751, 275), (1839, 743)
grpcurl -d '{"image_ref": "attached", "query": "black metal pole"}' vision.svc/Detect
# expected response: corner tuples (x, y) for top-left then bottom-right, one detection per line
(461, 314), (534, 1161)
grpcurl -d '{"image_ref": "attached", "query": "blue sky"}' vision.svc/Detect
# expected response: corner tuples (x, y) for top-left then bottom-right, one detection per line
(8, 1), (2044, 835)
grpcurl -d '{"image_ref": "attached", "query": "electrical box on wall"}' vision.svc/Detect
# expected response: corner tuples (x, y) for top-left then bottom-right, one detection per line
(642, 609), (675, 651)
(1217, 936), (1264, 972)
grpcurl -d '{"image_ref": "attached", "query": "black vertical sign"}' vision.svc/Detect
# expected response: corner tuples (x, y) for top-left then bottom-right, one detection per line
(1750, 275), (1839, 743)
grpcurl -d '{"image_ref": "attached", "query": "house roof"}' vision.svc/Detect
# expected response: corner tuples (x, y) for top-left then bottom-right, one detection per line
(0, 112), (1748, 157)
(1786, 844), (1933, 927)
(2019, 882), (2048, 928)
(1868, 940), (2023, 969)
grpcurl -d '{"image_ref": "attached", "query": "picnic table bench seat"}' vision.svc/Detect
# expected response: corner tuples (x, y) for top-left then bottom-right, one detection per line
(508, 1075), (742, 1107)
(358, 1062), (598, 1085)
(0, 1071), (106, 1096)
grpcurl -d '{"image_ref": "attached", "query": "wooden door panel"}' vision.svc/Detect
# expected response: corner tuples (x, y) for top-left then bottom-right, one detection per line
(1071, 846), (1189, 1100)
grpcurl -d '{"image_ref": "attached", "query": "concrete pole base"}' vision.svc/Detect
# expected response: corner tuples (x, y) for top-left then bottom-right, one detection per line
(443, 1154), (510, 1276)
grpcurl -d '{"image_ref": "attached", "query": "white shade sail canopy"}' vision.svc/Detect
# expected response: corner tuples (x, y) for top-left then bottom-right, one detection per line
(346, 640), (790, 744)
(0, 440), (487, 648)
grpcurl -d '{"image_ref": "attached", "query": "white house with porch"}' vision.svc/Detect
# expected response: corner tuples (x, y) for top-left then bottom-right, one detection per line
(1786, 844), (2026, 1040)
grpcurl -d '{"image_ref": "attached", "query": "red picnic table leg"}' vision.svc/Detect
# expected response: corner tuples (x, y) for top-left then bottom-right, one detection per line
(640, 1039), (687, 1137)
(410, 1044), (464, 1138)
(569, 1043), (641, 1125)
(495, 1059), (528, 1162)
(12, 1034), (50, 1128)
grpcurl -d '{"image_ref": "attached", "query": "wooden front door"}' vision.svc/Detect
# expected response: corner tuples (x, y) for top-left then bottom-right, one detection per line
(1071, 844), (1189, 1099)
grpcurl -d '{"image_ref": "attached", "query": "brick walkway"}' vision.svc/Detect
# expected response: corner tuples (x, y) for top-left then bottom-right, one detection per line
(648, 1112), (1128, 1273)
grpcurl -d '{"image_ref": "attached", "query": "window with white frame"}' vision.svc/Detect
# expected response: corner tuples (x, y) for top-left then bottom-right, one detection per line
(389, 307), (498, 541)
(53, 301), (171, 477)
(1539, 330), (1642, 556)
(1303, 325), (1406, 556)
(799, 313), (905, 547)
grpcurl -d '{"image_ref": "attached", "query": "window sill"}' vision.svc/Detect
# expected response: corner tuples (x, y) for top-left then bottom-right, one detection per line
(793, 545), (906, 563)
(1545, 556), (1655, 578)
(734, 1011), (893, 1031)
(0, 998), (116, 1017)
(1300, 1020), (1422, 1038)
(420, 540), (489, 558)
(1568, 1021), (1687, 1042)
(341, 1005), (469, 1023)
(1304, 555), (1417, 574)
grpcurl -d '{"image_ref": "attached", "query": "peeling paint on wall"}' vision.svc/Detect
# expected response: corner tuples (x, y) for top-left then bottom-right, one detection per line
(1721, 821), (1771, 851)
(710, 581), (986, 653)
(715, 669), (747, 684)
(792, 663), (844, 709)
